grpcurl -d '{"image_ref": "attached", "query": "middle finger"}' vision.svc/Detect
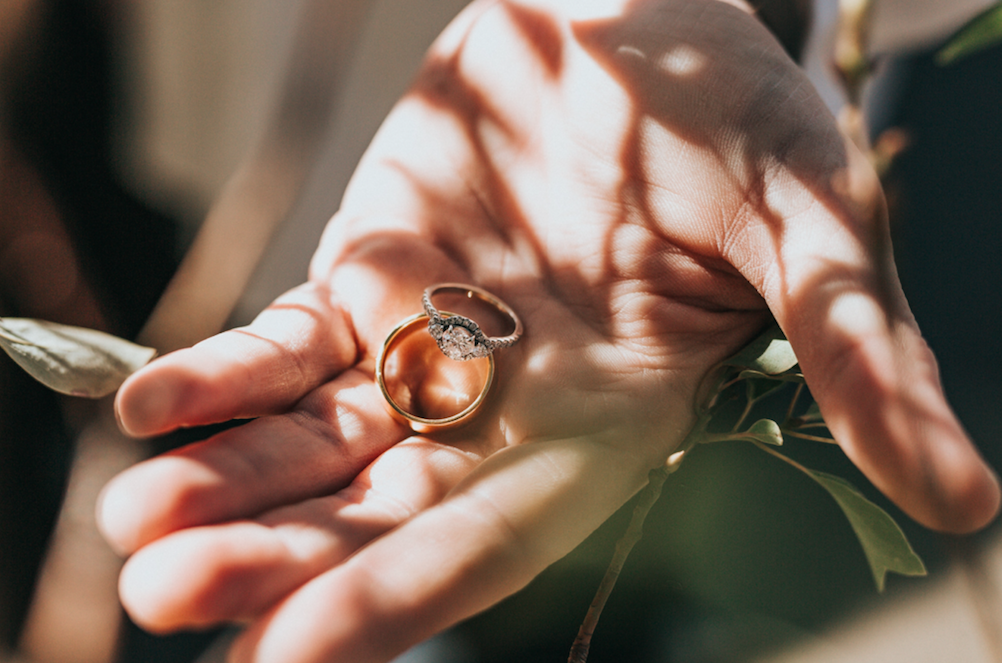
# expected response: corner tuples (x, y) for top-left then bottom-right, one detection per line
(98, 368), (407, 556)
(117, 432), (486, 630)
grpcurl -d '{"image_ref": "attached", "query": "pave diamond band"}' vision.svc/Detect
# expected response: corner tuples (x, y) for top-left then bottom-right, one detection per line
(422, 283), (523, 361)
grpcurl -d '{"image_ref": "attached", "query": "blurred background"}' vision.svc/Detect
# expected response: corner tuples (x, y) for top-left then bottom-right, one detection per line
(0, 1), (1000, 662)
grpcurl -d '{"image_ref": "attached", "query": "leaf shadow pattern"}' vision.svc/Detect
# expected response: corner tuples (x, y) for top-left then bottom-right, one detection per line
(323, 0), (968, 638)
(341, 0), (903, 459)
(96, 1), (978, 660)
(561, 1), (963, 526)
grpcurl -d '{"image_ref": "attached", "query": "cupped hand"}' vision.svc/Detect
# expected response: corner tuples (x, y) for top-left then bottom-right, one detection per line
(98, 1), (999, 661)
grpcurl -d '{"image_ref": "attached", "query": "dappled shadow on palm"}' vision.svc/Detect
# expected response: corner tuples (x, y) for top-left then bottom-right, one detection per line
(118, 0), (964, 648)
(377, 0), (882, 398)
(349, 0), (962, 522)
(233, 2), (985, 659)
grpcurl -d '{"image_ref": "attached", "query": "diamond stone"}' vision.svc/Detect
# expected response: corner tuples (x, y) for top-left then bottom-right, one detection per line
(438, 325), (480, 361)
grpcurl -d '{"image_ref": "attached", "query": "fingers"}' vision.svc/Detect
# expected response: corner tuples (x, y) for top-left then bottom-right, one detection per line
(228, 437), (653, 663)
(115, 282), (356, 437)
(736, 135), (1000, 533)
(117, 436), (482, 631)
(98, 369), (403, 555)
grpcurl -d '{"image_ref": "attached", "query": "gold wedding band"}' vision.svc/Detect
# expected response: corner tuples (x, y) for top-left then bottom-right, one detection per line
(376, 313), (495, 432)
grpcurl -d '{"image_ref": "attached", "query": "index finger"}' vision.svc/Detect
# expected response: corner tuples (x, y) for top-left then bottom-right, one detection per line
(115, 282), (357, 437)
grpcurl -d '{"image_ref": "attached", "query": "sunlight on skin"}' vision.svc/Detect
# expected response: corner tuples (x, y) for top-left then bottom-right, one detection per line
(99, 1), (1000, 661)
(229, 438), (655, 663)
(827, 291), (886, 341)
(657, 43), (708, 75)
(116, 436), (483, 632)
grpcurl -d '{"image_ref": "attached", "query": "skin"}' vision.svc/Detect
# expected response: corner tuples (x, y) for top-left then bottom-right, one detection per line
(97, 1), (1000, 661)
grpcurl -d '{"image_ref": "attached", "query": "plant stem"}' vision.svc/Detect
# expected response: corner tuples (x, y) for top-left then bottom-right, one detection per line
(568, 465), (671, 663)
(750, 439), (812, 473)
(781, 430), (838, 444)
(731, 393), (755, 433)
(834, 0), (876, 153)
(834, 0), (875, 107)
(783, 383), (804, 424)
(700, 370), (734, 412)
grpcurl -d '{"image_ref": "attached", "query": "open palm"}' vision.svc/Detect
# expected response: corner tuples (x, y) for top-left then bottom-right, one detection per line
(99, 1), (999, 662)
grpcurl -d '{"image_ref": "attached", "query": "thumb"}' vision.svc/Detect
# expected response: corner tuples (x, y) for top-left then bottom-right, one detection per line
(738, 137), (1000, 534)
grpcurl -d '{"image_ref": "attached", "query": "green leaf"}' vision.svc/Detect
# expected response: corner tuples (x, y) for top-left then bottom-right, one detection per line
(937, 2), (1002, 65)
(0, 318), (156, 398)
(724, 325), (799, 375)
(740, 418), (783, 446)
(807, 470), (927, 591)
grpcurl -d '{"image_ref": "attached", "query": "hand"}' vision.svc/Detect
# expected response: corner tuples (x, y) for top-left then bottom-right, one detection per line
(98, 1), (1000, 661)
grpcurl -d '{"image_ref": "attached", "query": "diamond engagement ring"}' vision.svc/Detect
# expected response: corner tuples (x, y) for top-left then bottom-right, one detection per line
(376, 313), (494, 432)
(422, 283), (523, 361)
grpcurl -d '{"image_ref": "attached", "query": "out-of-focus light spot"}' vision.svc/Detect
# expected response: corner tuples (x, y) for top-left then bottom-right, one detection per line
(658, 44), (706, 76)
(617, 44), (646, 59)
